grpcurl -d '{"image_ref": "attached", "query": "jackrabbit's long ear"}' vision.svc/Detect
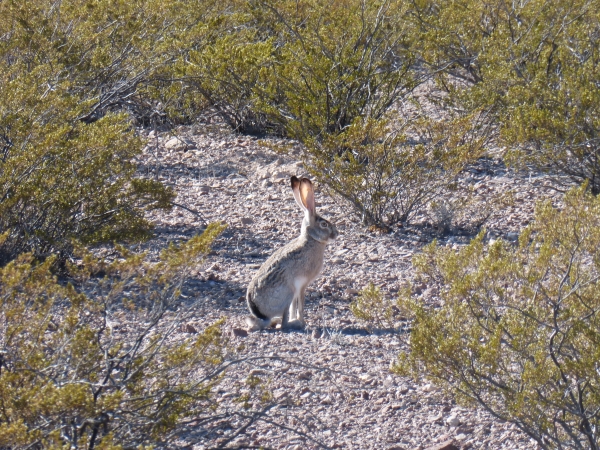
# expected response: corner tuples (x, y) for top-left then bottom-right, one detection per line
(291, 176), (306, 211)
(299, 178), (316, 218)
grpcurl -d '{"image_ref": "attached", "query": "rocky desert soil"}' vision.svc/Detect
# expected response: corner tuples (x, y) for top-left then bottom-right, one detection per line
(136, 119), (565, 450)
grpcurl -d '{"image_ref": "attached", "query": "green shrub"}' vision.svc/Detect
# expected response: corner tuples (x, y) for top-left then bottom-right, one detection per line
(0, 223), (227, 448)
(0, 0), (192, 263)
(350, 283), (397, 331)
(1, 0), (223, 124)
(396, 186), (600, 449)
(254, 0), (417, 138)
(180, 0), (417, 137)
(305, 114), (483, 226)
(413, 0), (600, 194)
(176, 0), (282, 134)
(0, 99), (173, 263)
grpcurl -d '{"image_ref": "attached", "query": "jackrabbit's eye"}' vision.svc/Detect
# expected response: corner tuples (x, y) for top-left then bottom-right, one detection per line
(319, 220), (329, 228)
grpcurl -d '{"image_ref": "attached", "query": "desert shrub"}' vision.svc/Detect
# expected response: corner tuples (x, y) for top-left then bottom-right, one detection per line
(427, 187), (514, 235)
(412, 0), (600, 193)
(0, 97), (173, 263)
(183, 29), (280, 134)
(496, 0), (600, 194)
(350, 283), (397, 331)
(0, 0), (222, 125)
(395, 185), (600, 449)
(174, 0), (283, 134)
(0, 223), (228, 448)
(0, 0), (194, 263)
(253, 0), (417, 138)
(306, 114), (484, 227)
(180, 0), (417, 136)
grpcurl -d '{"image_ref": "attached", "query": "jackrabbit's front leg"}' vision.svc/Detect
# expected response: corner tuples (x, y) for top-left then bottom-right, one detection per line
(296, 286), (306, 327)
(281, 306), (290, 329)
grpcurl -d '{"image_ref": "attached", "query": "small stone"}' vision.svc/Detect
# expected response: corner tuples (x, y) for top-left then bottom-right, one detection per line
(312, 329), (322, 339)
(298, 371), (312, 380)
(445, 414), (460, 427)
(320, 395), (333, 405)
(361, 391), (370, 400)
(331, 257), (344, 264)
(240, 217), (254, 225)
(274, 390), (288, 400)
(422, 383), (435, 392)
(165, 137), (182, 149)
(428, 413), (443, 423)
(181, 323), (198, 334)
(272, 171), (287, 181)
(456, 425), (474, 435)
(232, 328), (248, 338)
(345, 288), (359, 296)
(199, 185), (210, 194)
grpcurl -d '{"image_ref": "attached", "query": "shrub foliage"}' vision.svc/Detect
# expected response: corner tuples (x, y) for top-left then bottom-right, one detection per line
(0, 223), (227, 448)
(0, 0), (191, 263)
(396, 186), (600, 449)
(414, 0), (600, 193)
(307, 114), (484, 226)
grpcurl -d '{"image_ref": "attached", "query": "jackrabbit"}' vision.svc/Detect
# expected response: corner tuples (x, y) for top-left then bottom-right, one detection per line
(246, 176), (338, 331)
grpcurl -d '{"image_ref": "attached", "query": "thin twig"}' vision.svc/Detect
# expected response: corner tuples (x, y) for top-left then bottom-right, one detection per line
(170, 201), (207, 224)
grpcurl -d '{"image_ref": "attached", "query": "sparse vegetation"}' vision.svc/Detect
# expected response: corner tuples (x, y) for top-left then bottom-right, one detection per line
(0, 223), (226, 448)
(395, 186), (600, 449)
(306, 114), (485, 227)
(3, 0), (600, 447)
(413, 0), (600, 194)
(350, 283), (396, 331)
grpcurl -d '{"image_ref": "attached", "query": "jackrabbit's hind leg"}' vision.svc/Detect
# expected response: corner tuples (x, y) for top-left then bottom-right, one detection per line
(246, 315), (271, 331)
(281, 305), (290, 330)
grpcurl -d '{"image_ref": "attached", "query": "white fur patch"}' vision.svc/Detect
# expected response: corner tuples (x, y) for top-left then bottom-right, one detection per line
(294, 276), (308, 295)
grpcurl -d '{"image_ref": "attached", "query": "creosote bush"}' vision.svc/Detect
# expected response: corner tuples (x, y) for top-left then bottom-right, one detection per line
(0, 0), (192, 263)
(395, 186), (600, 449)
(413, 0), (600, 194)
(253, 0), (417, 138)
(350, 283), (397, 331)
(306, 114), (484, 227)
(0, 223), (227, 448)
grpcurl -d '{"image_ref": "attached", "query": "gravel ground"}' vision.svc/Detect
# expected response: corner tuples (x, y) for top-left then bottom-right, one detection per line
(135, 122), (565, 450)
